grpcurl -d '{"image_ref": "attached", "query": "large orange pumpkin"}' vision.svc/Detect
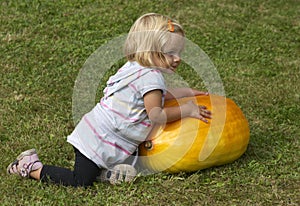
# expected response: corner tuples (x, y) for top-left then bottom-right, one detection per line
(138, 95), (250, 173)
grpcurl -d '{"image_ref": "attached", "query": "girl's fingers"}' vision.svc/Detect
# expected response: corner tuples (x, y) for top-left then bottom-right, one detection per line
(200, 109), (212, 118)
(195, 91), (209, 96)
(199, 116), (209, 123)
(198, 106), (211, 115)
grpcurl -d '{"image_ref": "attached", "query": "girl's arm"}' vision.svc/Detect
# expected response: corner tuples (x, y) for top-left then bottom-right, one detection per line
(165, 88), (209, 100)
(144, 89), (211, 124)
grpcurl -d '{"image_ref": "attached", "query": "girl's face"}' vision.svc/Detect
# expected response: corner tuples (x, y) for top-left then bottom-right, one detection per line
(154, 33), (185, 73)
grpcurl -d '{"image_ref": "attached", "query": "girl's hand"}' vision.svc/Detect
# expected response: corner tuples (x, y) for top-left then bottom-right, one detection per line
(185, 100), (212, 123)
(192, 90), (209, 96)
(165, 88), (209, 100)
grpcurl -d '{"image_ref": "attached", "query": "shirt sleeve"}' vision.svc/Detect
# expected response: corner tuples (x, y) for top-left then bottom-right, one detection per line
(136, 70), (166, 97)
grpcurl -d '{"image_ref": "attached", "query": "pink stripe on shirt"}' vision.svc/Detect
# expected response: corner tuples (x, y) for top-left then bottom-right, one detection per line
(128, 83), (138, 92)
(100, 101), (151, 127)
(83, 116), (131, 155)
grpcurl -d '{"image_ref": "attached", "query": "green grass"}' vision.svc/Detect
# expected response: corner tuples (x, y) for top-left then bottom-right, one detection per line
(1, 0), (299, 205)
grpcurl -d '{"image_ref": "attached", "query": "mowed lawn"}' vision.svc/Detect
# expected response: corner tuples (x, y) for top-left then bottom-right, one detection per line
(0, 0), (299, 205)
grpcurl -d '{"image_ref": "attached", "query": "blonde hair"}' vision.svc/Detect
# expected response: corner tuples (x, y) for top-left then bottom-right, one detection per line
(124, 13), (185, 68)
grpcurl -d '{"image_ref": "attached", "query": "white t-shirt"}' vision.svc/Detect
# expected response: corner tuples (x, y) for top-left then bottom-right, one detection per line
(67, 61), (166, 169)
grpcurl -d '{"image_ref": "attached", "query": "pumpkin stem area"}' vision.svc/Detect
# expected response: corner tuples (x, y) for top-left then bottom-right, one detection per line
(144, 141), (153, 150)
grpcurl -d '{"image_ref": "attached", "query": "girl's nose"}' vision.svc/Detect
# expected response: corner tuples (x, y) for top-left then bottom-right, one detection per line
(173, 55), (181, 63)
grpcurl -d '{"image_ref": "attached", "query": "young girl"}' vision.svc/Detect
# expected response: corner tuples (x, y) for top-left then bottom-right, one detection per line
(7, 13), (211, 187)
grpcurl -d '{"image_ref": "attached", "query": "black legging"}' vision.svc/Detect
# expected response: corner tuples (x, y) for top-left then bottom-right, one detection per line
(40, 148), (101, 187)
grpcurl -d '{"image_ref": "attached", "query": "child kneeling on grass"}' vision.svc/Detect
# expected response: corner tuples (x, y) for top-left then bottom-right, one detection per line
(7, 13), (211, 187)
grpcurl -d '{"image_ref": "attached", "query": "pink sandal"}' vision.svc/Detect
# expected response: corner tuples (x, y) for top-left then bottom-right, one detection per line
(7, 149), (43, 178)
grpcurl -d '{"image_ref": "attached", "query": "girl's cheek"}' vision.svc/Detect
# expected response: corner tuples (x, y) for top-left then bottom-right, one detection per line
(167, 56), (173, 64)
